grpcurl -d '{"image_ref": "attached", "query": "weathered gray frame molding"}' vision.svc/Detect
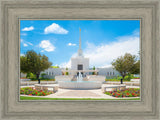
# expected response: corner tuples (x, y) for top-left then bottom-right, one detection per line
(0, 0), (159, 120)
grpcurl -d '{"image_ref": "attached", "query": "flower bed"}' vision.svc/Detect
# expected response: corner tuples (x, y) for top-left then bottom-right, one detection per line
(105, 88), (140, 97)
(20, 87), (53, 96)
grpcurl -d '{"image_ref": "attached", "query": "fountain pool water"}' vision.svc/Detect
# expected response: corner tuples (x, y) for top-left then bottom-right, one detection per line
(58, 72), (102, 89)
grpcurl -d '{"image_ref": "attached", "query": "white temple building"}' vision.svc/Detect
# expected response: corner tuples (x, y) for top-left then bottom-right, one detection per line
(71, 29), (89, 71)
(40, 28), (120, 79)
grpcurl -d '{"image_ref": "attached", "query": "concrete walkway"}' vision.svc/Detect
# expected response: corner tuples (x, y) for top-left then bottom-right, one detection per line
(45, 88), (115, 98)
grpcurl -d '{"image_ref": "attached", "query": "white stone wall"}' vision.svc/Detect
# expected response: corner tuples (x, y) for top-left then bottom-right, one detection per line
(41, 66), (120, 78)
(55, 75), (74, 82)
(40, 68), (62, 77)
(97, 67), (120, 76)
(87, 75), (106, 83)
(71, 57), (89, 70)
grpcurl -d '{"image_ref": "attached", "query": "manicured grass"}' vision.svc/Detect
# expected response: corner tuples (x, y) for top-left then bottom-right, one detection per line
(105, 79), (131, 82)
(20, 96), (140, 100)
(31, 79), (55, 81)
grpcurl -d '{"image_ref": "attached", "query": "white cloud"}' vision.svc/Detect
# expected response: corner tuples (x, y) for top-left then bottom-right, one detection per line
(20, 54), (25, 56)
(44, 23), (68, 34)
(132, 29), (140, 36)
(21, 39), (33, 46)
(23, 43), (28, 47)
(39, 40), (55, 52)
(26, 42), (33, 46)
(22, 26), (34, 31)
(41, 50), (44, 52)
(83, 36), (139, 68)
(59, 60), (71, 68)
(67, 43), (76, 46)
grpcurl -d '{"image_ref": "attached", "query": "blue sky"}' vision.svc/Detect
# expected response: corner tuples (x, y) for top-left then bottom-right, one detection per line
(20, 20), (140, 68)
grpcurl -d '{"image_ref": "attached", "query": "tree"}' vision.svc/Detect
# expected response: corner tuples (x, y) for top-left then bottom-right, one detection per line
(92, 66), (95, 75)
(111, 53), (137, 80)
(65, 67), (69, 75)
(129, 60), (140, 74)
(20, 50), (52, 80)
(20, 56), (28, 73)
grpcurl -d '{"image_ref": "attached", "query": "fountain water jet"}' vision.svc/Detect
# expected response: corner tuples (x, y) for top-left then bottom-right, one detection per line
(77, 72), (83, 82)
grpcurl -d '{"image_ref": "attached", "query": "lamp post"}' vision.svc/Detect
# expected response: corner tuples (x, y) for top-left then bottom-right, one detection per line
(120, 79), (123, 84)
(38, 79), (40, 84)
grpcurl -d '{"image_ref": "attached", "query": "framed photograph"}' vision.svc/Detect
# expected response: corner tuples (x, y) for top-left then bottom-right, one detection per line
(19, 20), (140, 101)
(0, 0), (159, 120)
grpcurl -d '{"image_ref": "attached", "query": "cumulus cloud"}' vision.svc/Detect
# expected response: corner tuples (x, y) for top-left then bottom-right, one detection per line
(22, 26), (34, 31)
(59, 33), (140, 68)
(67, 43), (76, 46)
(84, 36), (139, 68)
(39, 40), (55, 52)
(59, 60), (71, 68)
(23, 43), (28, 47)
(44, 23), (68, 34)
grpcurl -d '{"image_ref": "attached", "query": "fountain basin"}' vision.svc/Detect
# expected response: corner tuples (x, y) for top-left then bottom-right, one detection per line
(58, 81), (101, 89)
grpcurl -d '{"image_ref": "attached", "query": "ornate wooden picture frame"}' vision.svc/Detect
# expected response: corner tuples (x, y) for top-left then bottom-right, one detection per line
(0, 0), (159, 119)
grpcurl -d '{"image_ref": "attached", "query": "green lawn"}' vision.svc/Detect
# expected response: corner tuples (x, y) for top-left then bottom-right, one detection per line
(20, 96), (140, 100)
(25, 80), (55, 82)
(105, 79), (131, 82)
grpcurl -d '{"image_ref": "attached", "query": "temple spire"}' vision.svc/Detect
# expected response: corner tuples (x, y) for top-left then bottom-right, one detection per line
(79, 28), (81, 50)
(78, 28), (83, 57)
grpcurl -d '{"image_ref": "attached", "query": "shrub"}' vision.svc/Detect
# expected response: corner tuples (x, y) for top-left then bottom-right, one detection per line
(105, 88), (140, 98)
(124, 74), (134, 81)
(41, 73), (47, 79)
(65, 67), (69, 75)
(20, 87), (54, 96)
(26, 73), (36, 79)
(106, 74), (135, 81)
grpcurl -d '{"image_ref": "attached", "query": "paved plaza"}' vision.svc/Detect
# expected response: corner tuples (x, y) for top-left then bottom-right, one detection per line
(45, 88), (114, 98)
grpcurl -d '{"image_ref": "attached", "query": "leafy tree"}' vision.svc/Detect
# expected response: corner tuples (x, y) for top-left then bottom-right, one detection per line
(111, 53), (137, 80)
(26, 72), (36, 79)
(129, 60), (140, 74)
(20, 56), (28, 73)
(20, 50), (52, 80)
(92, 66), (95, 75)
(65, 67), (69, 75)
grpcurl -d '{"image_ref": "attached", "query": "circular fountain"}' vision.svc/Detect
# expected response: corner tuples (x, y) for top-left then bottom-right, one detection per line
(58, 72), (102, 89)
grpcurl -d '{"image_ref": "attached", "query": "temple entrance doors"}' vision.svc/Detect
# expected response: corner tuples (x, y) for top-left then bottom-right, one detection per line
(77, 64), (83, 70)
(77, 64), (83, 76)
